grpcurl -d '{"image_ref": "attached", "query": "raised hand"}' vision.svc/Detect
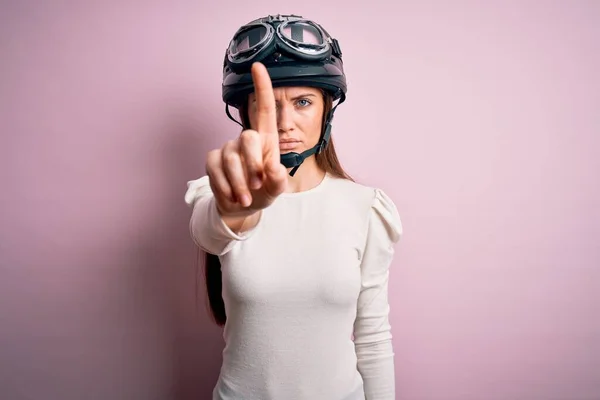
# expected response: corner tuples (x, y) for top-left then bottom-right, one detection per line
(206, 62), (288, 218)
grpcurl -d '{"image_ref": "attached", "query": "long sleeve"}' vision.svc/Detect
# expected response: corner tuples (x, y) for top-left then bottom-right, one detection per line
(353, 188), (403, 400)
(184, 175), (261, 256)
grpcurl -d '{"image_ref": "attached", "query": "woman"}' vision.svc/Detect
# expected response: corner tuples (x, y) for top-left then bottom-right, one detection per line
(185, 14), (403, 400)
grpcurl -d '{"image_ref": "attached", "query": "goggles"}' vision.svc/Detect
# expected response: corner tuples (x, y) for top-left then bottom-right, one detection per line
(226, 14), (342, 72)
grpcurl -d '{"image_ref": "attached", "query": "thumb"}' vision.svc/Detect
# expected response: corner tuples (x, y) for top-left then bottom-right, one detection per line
(262, 155), (287, 198)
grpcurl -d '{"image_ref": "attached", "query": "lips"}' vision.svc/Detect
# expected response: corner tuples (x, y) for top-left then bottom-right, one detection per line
(279, 140), (301, 151)
(279, 142), (300, 150)
(279, 138), (301, 144)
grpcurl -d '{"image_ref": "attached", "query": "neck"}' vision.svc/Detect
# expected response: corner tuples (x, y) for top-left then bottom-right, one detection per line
(284, 156), (325, 193)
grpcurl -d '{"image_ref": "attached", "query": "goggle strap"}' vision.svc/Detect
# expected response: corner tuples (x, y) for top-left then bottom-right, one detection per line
(331, 38), (342, 57)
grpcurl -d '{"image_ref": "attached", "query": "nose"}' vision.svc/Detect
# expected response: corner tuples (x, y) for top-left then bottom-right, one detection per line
(277, 104), (294, 133)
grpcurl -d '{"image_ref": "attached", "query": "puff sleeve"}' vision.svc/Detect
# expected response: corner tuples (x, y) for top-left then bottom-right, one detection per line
(353, 188), (403, 400)
(184, 175), (262, 256)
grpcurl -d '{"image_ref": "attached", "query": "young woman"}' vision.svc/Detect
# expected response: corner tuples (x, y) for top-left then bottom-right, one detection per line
(185, 14), (402, 400)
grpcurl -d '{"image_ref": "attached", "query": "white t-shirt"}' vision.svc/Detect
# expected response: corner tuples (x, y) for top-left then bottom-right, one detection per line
(185, 172), (403, 400)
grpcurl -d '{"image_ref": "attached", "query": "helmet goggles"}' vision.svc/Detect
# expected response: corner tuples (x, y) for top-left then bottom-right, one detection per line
(226, 14), (342, 72)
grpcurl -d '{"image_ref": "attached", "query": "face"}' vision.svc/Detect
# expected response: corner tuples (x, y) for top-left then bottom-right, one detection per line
(248, 86), (324, 154)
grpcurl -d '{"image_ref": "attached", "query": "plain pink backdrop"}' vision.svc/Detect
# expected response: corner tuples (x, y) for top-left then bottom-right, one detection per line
(1, 1), (599, 399)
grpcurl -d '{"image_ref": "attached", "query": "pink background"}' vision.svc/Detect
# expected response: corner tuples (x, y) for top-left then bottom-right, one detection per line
(1, 1), (599, 399)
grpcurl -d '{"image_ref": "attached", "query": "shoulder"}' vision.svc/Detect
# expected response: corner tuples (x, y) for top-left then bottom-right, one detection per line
(368, 184), (403, 244)
(324, 174), (374, 205)
(326, 174), (403, 243)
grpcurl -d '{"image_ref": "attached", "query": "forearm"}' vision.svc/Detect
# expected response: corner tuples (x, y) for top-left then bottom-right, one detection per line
(189, 195), (261, 255)
(356, 339), (395, 399)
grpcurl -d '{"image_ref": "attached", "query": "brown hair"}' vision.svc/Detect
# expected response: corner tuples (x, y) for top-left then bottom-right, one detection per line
(201, 90), (353, 326)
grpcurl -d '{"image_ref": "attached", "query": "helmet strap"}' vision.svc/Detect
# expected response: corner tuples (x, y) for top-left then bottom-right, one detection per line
(226, 104), (244, 128)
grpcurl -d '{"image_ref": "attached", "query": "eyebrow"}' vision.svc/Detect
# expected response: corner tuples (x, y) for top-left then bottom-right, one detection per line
(290, 93), (317, 100)
(251, 93), (317, 102)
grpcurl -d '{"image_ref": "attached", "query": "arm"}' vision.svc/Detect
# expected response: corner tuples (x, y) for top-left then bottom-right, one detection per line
(184, 175), (262, 256)
(353, 188), (403, 400)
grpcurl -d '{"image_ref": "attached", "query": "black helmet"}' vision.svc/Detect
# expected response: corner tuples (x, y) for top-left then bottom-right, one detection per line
(222, 14), (347, 108)
(221, 14), (347, 175)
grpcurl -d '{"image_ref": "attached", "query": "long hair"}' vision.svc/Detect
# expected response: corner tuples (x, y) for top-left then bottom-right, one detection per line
(202, 91), (353, 326)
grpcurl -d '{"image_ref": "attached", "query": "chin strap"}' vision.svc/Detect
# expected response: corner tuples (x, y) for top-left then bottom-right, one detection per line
(225, 91), (345, 177)
(280, 120), (332, 176)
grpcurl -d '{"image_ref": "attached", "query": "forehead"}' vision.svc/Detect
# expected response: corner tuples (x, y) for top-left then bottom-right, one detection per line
(249, 86), (322, 100)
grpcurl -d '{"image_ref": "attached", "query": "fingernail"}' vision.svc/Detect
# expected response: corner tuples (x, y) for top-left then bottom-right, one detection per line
(251, 176), (262, 189)
(241, 194), (251, 207)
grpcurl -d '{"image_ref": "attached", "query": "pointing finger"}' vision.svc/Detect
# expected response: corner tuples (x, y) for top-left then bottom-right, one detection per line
(251, 62), (278, 137)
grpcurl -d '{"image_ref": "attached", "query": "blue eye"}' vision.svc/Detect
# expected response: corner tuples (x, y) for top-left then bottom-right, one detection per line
(296, 98), (312, 107)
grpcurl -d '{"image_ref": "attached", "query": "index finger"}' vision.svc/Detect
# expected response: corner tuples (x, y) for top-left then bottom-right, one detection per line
(251, 62), (278, 135)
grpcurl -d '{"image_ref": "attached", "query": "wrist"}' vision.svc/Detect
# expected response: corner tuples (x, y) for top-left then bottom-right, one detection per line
(215, 202), (261, 234)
